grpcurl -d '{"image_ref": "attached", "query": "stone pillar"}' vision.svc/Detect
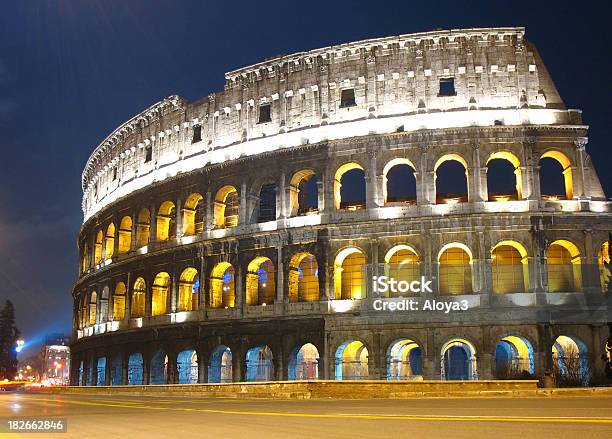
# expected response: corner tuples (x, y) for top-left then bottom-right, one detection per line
(149, 203), (158, 244)
(232, 344), (243, 382)
(104, 355), (111, 386)
(423, 328), (437, 380)
(197, 348), (208, 384)
(170, 267), (178, 313)
(145, 274), (153, 317)
(121, 352), (129, 385)
(130, 210), (138, 252)
(205, 190), (213, 232)
(369, 331), (383, 379)
(125, 272), (132, 322)
(276, 245), (284, 309)
(591, 325), (604, 382)
(91, 356), (98, 386)
(236, 260), (245, 315)
(239, 181), (248, 226)
(574, 138), (588, 199)
(276, 341), (286, 381)
(365, 149), (380, 209)
(199, 247), (207, 312)
(112, 216), (120, 258)
(167, 353), (178, 384)
(316, 179), (325, 213)
(175, 197), (183, 239)
(278, 171), (287, 219)
(143, 354), (151, 385)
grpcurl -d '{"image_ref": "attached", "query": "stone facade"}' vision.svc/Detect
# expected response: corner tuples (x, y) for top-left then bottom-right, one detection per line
(71, 27), (611, 387)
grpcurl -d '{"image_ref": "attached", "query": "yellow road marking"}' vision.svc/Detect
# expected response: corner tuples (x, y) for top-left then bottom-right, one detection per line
(21, 396), (612, 424)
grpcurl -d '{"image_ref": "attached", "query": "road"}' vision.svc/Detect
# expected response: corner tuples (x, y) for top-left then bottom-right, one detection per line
(1, 392), (611, 438)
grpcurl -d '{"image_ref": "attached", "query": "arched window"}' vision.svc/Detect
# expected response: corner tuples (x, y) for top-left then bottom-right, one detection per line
(94, 230), (103, 264)
(384, 245), (420, 297)
(88, 291), (97, 326)
(96, 357), (106, 386)
(118, 216), (132, 254)
(386, 339), (422, 380)
(441, 339), (478, 380)
(438, 244), (472, 294)
(156, 201), (176, 241)
(334, 163), (366, 210)
(99, 286), (109, 322)
(214, 186), (239, 228)
(540, 151), (573, 200)
(113, 282), (126, 320)
(434, 154), (469, 204)
(492, 241), (529, 293)
(547, 240), (582, 292)
(289, 170), (318, 216)
(209, 262), (235, 309)
(288, 253), (319, 302)
(110, 355), (122, 386)
(183, 193), (204, 236)
(81, 243), (89, 273)
(79, 295), (87, 329)
(131, 277), (146, 318)
(245, 345), (274, 382)
(208, 345), (232, 383)
(152, 272), (170, 316)
(334, 248), (365, 300)
(257, 183), (277, 222)
(486, 151), (522, 201)
(494, 335), (534, 379)
(335, 340), (368, 380)
(552, 335), (590, 386)
(127, 352), (144, 385)
(149, 350), (168, 385)
(246, 257), (276, 306)
(104, 223), (115, 260)
(598, 241), (610, 293)
(383, 159), (417, 205)
(178, 267), (199, 312)
(136, 208), (150, 248)
(177, 349), (198, 384)
(288, 343), (320, 380)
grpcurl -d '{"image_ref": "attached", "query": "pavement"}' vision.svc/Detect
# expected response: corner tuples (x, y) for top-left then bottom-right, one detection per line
(1, 392), (611, 438)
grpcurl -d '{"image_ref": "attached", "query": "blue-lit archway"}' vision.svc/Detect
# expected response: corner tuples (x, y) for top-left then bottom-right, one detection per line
(127, 352), (143, 385)
(149, 350), (167, 384)
(288, 343), (319, 380)
(177, 349), (198, 384)
(208, 345), (232, 383)
(245, 345), (274, 382)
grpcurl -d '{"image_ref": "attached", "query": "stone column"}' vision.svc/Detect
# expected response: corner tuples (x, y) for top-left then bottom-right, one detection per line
(239, 181), (248, 226)
(130, 210), (138, 252)
(145, 274), (153, 317)
(104, 356), (112, 386)
(369, 331), (383, 379)
(232, 343), (243, 382)
(316, 179), (325, 213)
(278, 171), (287, 219)
(276, 245), (284, 311)
(167, 353), (178, 384)
(121, 351), (129, 385)
(205, 190), (213, 233)
(366, 149), (380, 209)
(175, 197), (183, 239)
(170, 266), (178, 313)
(149, 203), (158, 244)
(574, 138), (588, 199)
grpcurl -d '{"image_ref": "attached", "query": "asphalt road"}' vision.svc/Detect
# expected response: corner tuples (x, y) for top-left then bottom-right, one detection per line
(1, 392), (611, 438)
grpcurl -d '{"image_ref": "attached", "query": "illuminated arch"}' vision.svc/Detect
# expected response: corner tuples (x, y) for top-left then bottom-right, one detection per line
(88, 291), (97, 326)
(156, 201), (176, 241)
(334, 162), (365, 210)
(136, 208), (150, 248)
(494, 335), (534, 378)
(177, 349), (198, 384)
(382, 245), (420, 296)
(149, 350), (168, 384)
(209, 262), (235, 308)
(178, 267), (199, 312)
(386, 339), (422, 380)
(246, 257), (276, 306)
(491, 240), (529, 293)
(334, 247), (366, 300)
(131, 277), (146, 318)
(486, 151), (523, 201)
(113, 282), (126, 321)
(335, 340), (369, 380)
(441, 338), (478, 380)
(118, 216), (132, 254)
(81, 243), (89, 273)
(152, 272), (170, 316)
(289, 169), (318, 216)
(438, 243), (473, 294)
(288, 252), (319, 302)
(79, 295), (87, 329)
(183, 193), (204, 236)
(540, 150), (573, 200)
(434, 153), (469, 204)
(547, 240), (582, 292)
(552, 335), (590, 386)
(245, 345), (274, 382)
(382, 158), (417, 205)
(214, 186), (239, 228)
(288, 342), (320, 380)
(94, 230), (103, 264)
(103, 223), (115, 260)
(598, 241), (610, 293)
(127, 352), (144, 385)
(208, 345), (232, 383)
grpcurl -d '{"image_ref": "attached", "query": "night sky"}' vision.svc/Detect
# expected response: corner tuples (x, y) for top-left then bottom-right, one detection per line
(1, 0), (610, 356)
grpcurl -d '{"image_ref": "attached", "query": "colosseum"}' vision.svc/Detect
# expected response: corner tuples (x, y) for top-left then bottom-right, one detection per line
(71, 27), (612, 387)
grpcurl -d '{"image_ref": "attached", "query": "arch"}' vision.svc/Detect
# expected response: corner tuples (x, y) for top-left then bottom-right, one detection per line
(386, 339), (423, 380)
(547, 240), (582, 292)
(131, 277), (146, 318)
(540, 150), (573, 200)
(598, 241), (610, 293)
(438, 244), (473, 295)
(99, 286), (110, 323)
(245, 345), (274, 382)
(492, 240), (529, 293)
(177, 349), (198, 384)
(156, 201), (176, 241)
(103, 223), (115, 260)
(434, 153), (469, 204)
(246, 257), (276, 306)
(88, 291), (97, 325)
(552, 335), (590, 386)
(113, 282), (126, 320)
(96, 357), (106, 386)
(383, 158), (417, 205)
(289, 169), (318, 216)
(209, 262), (235, 308)
(288, 342), (320, 380)
(383, 245), (420, 297)
(183, 193), (204, 236)
(127, 352), (143, 385)
(487, 151), (523, 201)
(288, 252), (319, 302)
(334, 340), (369, 380)
(94, 230), (103, 264)
(149, 350), (168, 384)
(178, 267), (199, 312)
(441, 338), (478, 380)
(334, 247), (366, 300)
(152, 272), (170, 316)
(495, 335), (534, 379)
(118, 216), (132, 254)
(334, 162), (365, 210)
(257, 183), (277, 222)
(136, 208), (150, 248)
(208, 345), (232, 383)
(110, 355), (122, 386)
(214, 185), (239, 228)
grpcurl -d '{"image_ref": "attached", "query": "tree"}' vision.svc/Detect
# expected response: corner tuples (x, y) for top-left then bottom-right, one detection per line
(0, 300), (20, 380)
